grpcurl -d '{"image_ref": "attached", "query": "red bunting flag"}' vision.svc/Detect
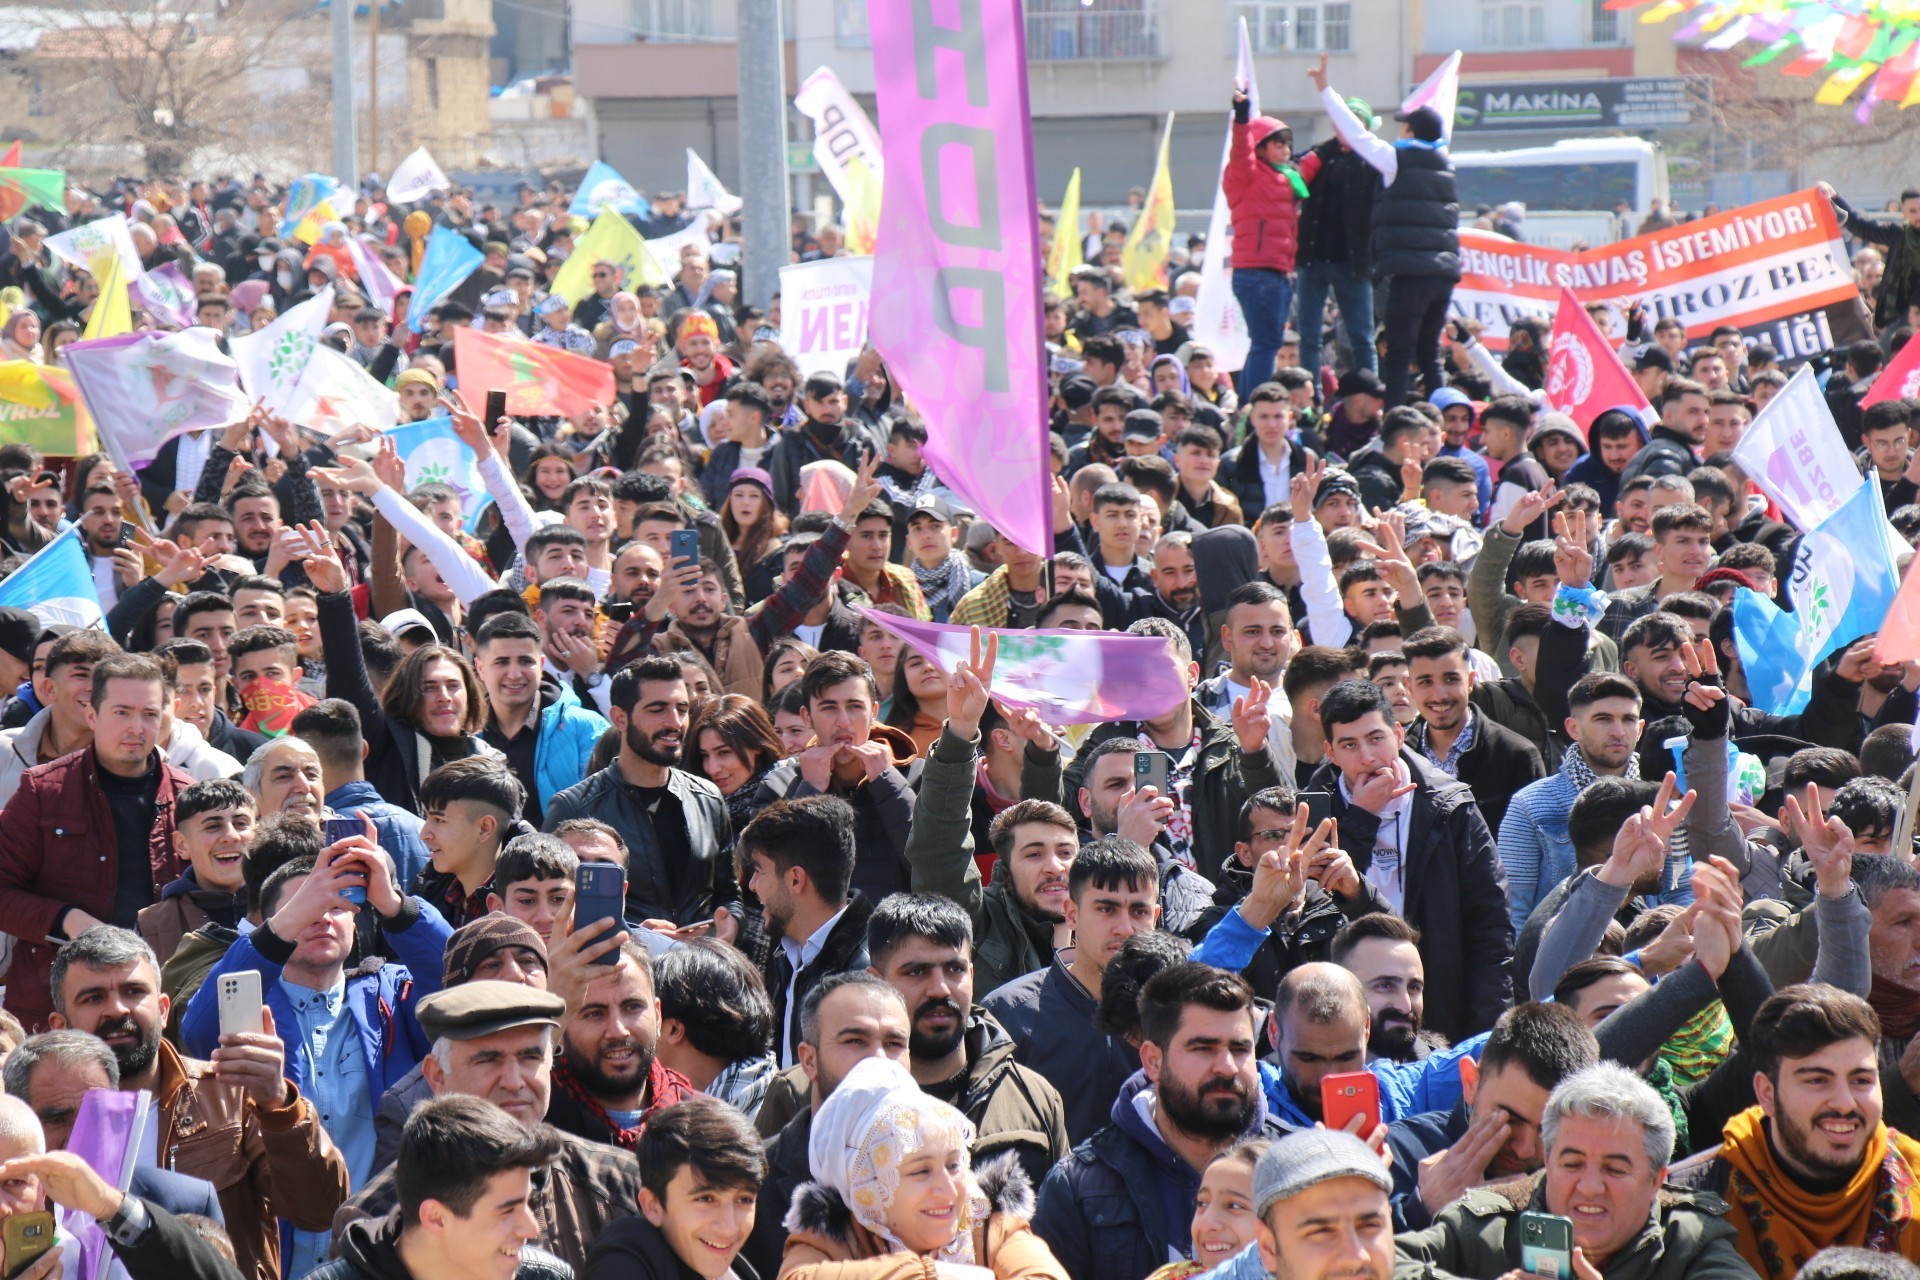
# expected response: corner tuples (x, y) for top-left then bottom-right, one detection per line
(451, 326), (615, 421)
(1543, 287), (1656, 433)
(1865, 332), (1920, 409)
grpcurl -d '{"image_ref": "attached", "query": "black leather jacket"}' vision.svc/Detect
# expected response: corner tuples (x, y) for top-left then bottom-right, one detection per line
(543, 764), (734, 926)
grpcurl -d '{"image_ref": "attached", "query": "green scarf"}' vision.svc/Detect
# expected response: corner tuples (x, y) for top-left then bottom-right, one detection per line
(1643, 1055), (1690, 1155)
(1275, 163), (1309, 201)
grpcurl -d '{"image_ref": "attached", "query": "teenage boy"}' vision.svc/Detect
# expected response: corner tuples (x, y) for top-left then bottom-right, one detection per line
(1172, 427), (1244, 529)
(418, 756), (528, 930)
(581, 1095), (765, 1280)
(1597, 503), (1715, 643)
(229, 625), (315, 736)
(139, 778), (255, 964)
(472, 612), (609, 825)
(487, 834), (579, 946)
(902, 496), (981, 624)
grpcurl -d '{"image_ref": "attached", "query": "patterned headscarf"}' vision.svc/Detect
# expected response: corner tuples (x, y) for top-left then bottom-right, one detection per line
(807, 1057), (987, 1263)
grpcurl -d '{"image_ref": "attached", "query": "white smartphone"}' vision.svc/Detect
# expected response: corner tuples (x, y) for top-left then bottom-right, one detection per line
(217, 971), (265, 1038)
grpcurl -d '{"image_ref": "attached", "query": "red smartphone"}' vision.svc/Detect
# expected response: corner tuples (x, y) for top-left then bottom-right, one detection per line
(1320, 1071), (1381, 1134)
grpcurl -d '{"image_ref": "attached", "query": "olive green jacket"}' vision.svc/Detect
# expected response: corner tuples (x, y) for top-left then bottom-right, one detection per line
(1394, 1173), (1757, 1280)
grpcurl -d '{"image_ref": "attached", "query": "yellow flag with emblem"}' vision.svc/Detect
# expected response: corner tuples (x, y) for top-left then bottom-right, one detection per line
(1123, 114), (1176, 294)
(549, 205), (670, 305)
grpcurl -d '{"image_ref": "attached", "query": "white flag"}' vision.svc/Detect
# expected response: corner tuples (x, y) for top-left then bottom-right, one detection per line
(794, 66), (884, 212)
(686, 148), (743, 216)
(386, 147), (451, 205)
(1731, 364), (1864, 534)
(232, 286), (335, 416)
(287, 344), (400, 436)
(1402, 51), (1462, 144)
(1191, 17), (1259, 373)
(779, 256), (873, 379)
(47, 214), (142, 285)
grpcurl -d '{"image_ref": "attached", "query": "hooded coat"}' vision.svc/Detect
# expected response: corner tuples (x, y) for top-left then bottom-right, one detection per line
(1224, 116), (1304, 273)
(1562, 406), (1650, 517)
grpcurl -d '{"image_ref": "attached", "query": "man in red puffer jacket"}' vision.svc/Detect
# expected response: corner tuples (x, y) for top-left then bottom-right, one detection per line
(1225, 87), (1307, 397)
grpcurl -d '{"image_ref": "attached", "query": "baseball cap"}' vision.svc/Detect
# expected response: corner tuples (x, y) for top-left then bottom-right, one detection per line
(1253, 1129), (1391, 1218)
(380, 609), (439, 644)
(0, 608), (39, 668)
(907, 494), (956, 525)
(1628, 343), (1674, 374)
(1123, 408), (1166, 441)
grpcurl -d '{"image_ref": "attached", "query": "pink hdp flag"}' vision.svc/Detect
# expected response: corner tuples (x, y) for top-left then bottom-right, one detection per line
(65, 1088), (148, 1280)
(858, 607), (1191, 725)
(1543, 287), (1657, 433)
(64, 328), (251, 471)
(345, 234), (405, 316)
(1403, 51), (1462, 143)
(127, 261), (196, 330)
(1865, 332), (1920, 409)
(868, 0), (1052, 557)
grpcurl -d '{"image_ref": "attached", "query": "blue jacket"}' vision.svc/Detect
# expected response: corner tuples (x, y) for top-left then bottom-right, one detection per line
(325, 781), (432, 892)
(532, 684), (610, 810)
(1033, 1070), (1280, 1280)
(1255, 1032), (1489, 1135)
(179, 899), (454, 1101)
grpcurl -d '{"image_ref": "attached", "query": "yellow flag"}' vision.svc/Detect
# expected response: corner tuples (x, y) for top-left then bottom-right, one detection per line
(1046, 168), (1082, 300)
(549, 205), (669, 306)
(292, 199), (337, 246)
(843, 156), (883, 256)
(1816, 61), (1878, 104)
(1123, 114), (1176, 294)
(82, 248), (131, 340)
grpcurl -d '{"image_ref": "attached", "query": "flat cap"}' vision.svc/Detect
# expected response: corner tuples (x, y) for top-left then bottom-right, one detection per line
(416, 980), (564, 1044)
(1253, 1129), (1391, 1217)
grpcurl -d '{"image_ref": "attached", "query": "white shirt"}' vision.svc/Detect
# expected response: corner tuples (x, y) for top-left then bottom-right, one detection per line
(1257, 444), (1292, 511)
(779, 901), (851, 1065)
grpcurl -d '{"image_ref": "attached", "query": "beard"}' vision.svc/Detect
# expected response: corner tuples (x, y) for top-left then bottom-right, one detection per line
(1773, 1106), (1871, 1180)
(563, 1032), (654, 1099)
(95, 1015), (162, 1081)
(909, 997), (968, 1062)
(1011, 880), (1067, 926)
(1157, 1070), (1257, 1143)
(1369, 1011), (1421, 1061)
(624, 719), (681, 767)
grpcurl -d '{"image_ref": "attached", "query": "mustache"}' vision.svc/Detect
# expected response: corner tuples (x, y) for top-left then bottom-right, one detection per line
(914, 997), (964, 1022)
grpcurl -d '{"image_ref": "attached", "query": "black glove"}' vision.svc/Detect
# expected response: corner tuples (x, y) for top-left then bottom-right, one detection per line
(1233, 93), (1251, 125)
(1680, 671), (1732, 741)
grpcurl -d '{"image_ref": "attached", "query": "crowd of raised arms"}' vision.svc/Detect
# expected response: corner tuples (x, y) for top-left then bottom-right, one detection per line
(9, 52), (1920, 1280)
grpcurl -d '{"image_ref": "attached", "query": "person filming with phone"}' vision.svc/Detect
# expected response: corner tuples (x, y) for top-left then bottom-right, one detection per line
(179, 818), (454, 1278)
(1394, 1062), (1747, 1280)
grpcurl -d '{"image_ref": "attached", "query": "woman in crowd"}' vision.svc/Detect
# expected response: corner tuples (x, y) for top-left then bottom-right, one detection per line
(763, 639), (817, 704)
(781, 1057), (1068, 1280)
(686, 693), (786, 838)
(883, 649), (949, 757)
(525, 441), (578, 514)
(723, 469), (787, 603)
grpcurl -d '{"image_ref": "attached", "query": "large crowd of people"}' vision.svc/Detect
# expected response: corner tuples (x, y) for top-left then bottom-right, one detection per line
(0, 50), (1917, 1280)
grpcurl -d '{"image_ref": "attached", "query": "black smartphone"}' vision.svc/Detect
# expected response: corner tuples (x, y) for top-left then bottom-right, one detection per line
(325, 816), (368, 904)
(484, 388), (507, 427)
(1302, 790), (1334, 830)
(575, 863), (627, 964)
(1132, 750), (1170, 796)
(603, 600), (634, 623)
(669, 528), (701, 571)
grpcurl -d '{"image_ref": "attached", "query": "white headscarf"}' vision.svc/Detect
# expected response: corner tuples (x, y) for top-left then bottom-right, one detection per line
(806, 1057), (986, 1264)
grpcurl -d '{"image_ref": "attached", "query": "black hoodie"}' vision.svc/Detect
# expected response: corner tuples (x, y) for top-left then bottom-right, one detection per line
(582, 1204), (760, 1280)
(310, 1213), (572, 1280)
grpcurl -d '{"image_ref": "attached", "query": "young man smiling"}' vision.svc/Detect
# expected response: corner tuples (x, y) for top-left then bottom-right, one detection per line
(138, 778), (255, 964)
(473, 613), (607, 826)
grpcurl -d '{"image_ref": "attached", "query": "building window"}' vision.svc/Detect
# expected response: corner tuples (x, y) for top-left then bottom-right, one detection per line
(835, 0), (869, 47)
(628, 0), (714, 41)
(1025, 0), (1164, 60)
(1479, 0), (1545, 47)
(1237, 2), (1351, 53)
(1588, 0), (1618, 43)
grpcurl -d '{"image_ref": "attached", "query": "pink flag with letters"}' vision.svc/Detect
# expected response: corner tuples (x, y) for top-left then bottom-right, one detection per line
(869, 0), (1051, 557)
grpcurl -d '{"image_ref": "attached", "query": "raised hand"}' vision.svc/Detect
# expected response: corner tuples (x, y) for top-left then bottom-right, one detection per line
(946, 627), (999, 741)
(1240, 808), (1309, 929)
(994, 700), (1061, 755)
(1551, 509), (1594, 588)
(440, 391), (493, 455)
(1783, 781), (1856, 899)
(1500, 479), (1563, 537)
(1307, 50), (1330, 92)
(1600, 772), (1693, 891)
(1688, 856), (1745, 981)
(1677, 637), (1731, 736)
(1115, 784), (1176, 846)
(371, 435), (408, 491)
(1291, 455), (1327, 523)
(290, 522), (350, 594)
(838, 452), (884, 525)
(312, 452), (383, 497)
(1231, 676), (1275, 755)
(1350, 763), (1416, 816)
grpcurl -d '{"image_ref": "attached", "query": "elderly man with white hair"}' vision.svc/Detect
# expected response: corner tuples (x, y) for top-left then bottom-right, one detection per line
(241, 736), (325, 820)
(1391, 1062), (1752, 1280)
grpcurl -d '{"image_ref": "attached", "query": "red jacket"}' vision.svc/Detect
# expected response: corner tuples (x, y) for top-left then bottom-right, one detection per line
(0, 748), (192, 1031)
(1224, 116), (1309, 273)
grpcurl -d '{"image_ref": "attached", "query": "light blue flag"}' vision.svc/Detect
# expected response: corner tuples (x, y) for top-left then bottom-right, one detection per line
(278, 173), (341, 238)
(0, 527), (104, 629)
(1734, 478), (1903, 715)
(385, 415), (495, 532)
(568, 160), (645, 219)
(406, 227), (485, 333)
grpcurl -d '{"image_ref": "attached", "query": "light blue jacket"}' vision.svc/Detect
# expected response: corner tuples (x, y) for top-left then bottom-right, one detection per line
(531, 682), (610, 810)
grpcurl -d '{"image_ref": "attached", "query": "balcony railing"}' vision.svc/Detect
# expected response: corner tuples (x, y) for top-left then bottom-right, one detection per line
(1025, 2), (1166, 61)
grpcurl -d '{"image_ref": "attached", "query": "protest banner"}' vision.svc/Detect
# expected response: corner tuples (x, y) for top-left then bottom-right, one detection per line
(288, 344), (401, 436)
(1732, 364), (1865, 533)
(279, 173), (340, 237)
(569, 160), (646, 219)
(869, 0), (1052, 558)
(795, 66), (884, 214)
(46, 213), (141, 284)
(858, 607), (1190, 725)
(779, 256), (873, 379)
(387, 147), (450, 204)
(408, 227), (484, 333)
(128, 261), (197, 330)
(387, 414), (493, 530)
(0, 362), (91, 456)
(1452, 190), (1860, 353)
(687, 148), (742, 216)
(0, 167), (62, 222)
(551, 206), (669, 305)
(1122, 114), (1176, 293)
(1865, 330), (1920, 408)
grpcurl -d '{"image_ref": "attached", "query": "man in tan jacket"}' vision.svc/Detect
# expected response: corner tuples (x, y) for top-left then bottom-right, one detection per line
(47, 925), (350, 1280)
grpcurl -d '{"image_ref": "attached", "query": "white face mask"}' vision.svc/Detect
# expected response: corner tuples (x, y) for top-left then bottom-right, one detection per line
(258, 256), (274, 270)
(276, 270), (293, 289)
